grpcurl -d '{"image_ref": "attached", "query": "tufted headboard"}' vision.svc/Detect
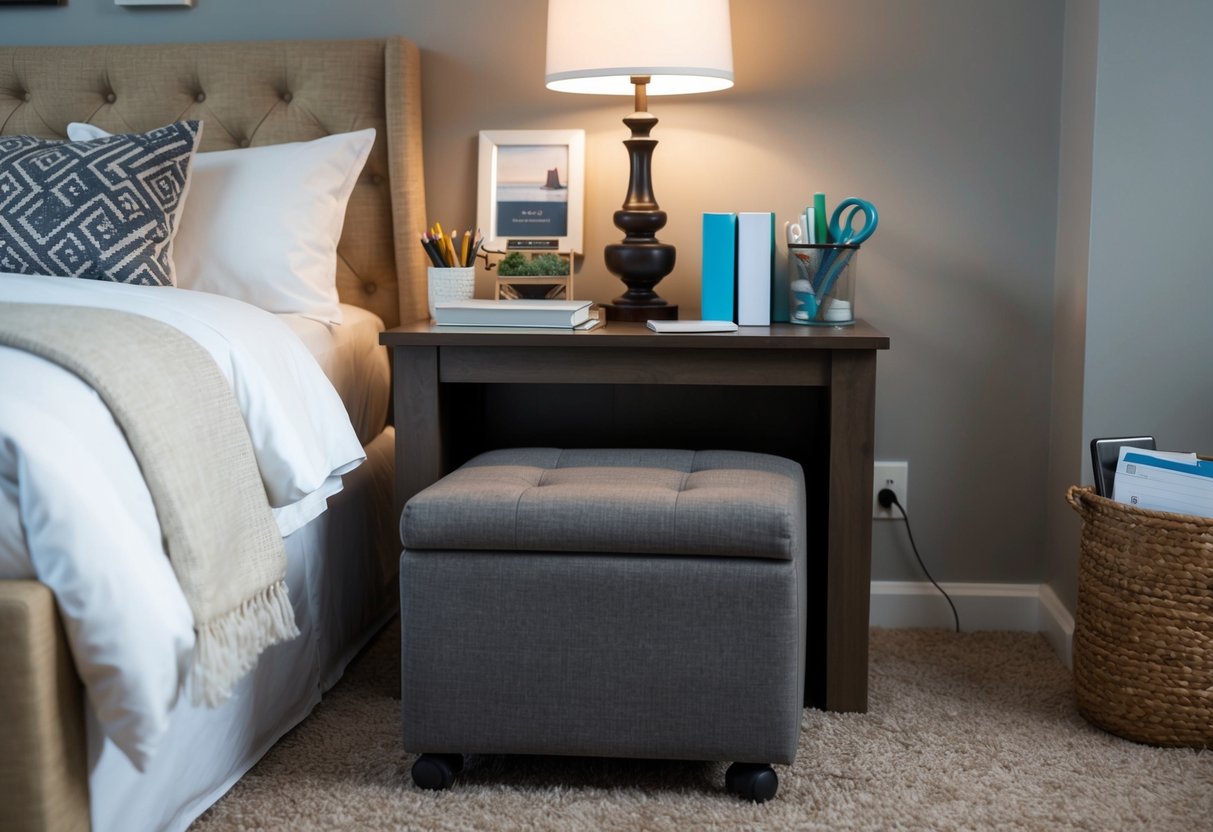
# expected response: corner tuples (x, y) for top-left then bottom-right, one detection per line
(0, 37), (427, 328)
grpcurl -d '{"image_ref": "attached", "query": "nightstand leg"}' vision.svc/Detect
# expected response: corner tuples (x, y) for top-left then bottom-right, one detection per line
(823, 350), (877, 713)
(393, 345), (443, 523)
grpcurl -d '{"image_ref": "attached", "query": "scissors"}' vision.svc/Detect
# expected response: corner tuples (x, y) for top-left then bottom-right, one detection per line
(828, 197), (878, 246)
(813, 197), (878, 305)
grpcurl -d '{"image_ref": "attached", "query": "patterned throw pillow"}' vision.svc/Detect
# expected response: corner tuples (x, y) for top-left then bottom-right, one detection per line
(0, 121), (201, 286)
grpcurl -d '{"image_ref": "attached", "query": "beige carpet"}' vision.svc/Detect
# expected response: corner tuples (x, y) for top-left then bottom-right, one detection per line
(192, 625), (1211, 831)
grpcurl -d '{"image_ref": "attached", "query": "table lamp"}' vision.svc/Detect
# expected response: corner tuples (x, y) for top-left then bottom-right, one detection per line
(545, 0), (734, 321)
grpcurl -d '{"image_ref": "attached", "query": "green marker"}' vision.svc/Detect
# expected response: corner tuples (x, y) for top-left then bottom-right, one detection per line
(814, 192), (829, 244)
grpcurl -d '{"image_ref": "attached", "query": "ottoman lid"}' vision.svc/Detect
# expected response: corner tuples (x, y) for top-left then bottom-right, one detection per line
(401, 448), (806, 561)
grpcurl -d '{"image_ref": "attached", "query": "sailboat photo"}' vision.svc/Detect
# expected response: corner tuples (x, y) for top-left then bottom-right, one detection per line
(494, 144), (570, 237)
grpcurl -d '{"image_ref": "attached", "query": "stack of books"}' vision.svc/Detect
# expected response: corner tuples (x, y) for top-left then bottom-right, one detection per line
(701, 212), (781, 326)
(432, 299), (601, 330)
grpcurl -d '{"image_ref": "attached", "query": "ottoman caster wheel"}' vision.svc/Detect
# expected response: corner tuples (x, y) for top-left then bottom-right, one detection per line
(411, 753), (463, 790)
(725, 762), (778, 803)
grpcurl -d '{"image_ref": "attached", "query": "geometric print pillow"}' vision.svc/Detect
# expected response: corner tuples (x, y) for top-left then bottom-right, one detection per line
(0, 120), (201, 286)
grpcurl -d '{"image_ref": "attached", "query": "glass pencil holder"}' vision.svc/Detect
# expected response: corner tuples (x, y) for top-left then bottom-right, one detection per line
(788, 244), (858, 326)
(427, 266), (475, 320)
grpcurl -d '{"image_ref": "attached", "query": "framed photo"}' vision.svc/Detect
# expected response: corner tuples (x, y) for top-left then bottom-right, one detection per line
(477, 129), (584, 254)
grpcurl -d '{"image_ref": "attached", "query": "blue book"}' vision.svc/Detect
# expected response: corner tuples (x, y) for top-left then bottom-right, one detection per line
(701, 213), (737, 322)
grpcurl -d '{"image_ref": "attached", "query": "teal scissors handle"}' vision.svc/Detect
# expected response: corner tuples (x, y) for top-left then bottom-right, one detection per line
(828, 197), (878, 245)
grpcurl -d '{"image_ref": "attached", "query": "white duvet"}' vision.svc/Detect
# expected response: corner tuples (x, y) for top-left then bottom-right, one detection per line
(0, 273), (366, 770)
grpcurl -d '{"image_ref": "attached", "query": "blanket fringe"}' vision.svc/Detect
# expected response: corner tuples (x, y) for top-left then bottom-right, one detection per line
(190, 580), (301, 708)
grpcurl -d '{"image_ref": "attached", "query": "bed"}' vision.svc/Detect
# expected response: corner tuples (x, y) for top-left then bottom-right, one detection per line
(0, 37), (427, 831)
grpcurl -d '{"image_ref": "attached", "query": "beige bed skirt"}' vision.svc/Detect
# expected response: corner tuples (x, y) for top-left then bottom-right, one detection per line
(0, 582), (90, 832)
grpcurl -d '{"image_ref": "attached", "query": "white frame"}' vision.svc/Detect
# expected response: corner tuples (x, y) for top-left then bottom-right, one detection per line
(477, 129), (585, 255)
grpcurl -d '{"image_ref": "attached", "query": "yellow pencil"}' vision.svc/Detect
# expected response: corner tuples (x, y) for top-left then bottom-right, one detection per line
(460, 230), (471, 267)
(434, 223), (453, 266)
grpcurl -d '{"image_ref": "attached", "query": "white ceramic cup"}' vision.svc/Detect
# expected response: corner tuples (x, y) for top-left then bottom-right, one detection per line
(427, 266), (475, 320)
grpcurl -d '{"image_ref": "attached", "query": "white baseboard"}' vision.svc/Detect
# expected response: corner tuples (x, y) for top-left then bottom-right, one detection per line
(870, 581), (1074, 668)
(1037, 583), (1075, 669)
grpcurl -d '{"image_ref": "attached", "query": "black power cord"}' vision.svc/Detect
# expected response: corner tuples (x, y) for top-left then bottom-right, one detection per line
(878, 488), (960, 633)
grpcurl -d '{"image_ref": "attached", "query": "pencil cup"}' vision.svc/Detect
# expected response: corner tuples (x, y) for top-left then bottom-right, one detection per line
(787, 244), (858, 326)
(427, 266), (475, 320)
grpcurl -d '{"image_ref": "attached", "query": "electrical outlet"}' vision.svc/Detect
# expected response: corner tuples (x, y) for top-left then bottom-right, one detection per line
(873, 461), (908, 520)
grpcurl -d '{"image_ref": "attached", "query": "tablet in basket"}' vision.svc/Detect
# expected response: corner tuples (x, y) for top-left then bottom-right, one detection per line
(1090, 436), (1155, 498)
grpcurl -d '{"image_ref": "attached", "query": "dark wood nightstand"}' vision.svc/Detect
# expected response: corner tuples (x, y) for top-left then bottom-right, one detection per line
(381, 320), (889, 713)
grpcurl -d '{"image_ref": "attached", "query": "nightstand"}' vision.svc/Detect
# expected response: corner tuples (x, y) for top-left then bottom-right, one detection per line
(380, 320), (890, 714)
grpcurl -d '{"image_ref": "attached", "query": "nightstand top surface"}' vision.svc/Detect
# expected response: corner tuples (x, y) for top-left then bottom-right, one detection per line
(381, 320), (889, 350)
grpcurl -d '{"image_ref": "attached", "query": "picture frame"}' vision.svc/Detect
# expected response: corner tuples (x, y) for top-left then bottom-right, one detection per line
(477, 129), (585, 255)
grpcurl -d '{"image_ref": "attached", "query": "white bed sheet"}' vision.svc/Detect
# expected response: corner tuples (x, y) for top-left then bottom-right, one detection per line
(0, 274), (367, 768)
(87, 428), (397, 832)
(279, 303), (390, 446)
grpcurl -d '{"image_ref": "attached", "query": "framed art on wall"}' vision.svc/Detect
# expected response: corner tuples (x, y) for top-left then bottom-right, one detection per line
(477, 129), (585, 255)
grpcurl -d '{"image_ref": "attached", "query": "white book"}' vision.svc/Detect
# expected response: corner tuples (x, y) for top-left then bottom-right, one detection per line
(646, 320), (738, 333)
(737, 212), (773, 326)
(434, 299), (593, 328)
(433, 317), (604, 334)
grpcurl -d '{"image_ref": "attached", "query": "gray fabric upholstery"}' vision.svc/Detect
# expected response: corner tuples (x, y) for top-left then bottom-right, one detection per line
(399, 448), (807, 766)
(401, 448), (806, 561)
(401, 549), (805, 764)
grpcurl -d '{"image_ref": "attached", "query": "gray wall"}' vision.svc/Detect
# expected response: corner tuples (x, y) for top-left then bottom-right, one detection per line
(1044, 0), (1099, 611)
(1083, 1), (1213, 455)
(3, 2), (1068, 587)
(1042, 0), (1213, 611)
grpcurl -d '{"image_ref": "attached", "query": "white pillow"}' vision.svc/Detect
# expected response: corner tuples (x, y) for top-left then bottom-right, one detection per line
(68, 123), (375, 324)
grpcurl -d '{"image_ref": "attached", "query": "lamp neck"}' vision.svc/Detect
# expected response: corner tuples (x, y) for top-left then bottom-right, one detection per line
(631, 75), (650, 113)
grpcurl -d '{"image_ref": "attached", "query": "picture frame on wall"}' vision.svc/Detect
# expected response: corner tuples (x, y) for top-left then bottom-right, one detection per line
(477, 129), (585, 255)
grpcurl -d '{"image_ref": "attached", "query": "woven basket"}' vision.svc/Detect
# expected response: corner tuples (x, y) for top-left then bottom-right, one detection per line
(1066, 485), (1213, 747)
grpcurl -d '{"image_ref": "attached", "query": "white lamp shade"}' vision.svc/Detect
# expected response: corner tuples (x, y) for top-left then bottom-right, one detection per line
(545, 0), (734, 96)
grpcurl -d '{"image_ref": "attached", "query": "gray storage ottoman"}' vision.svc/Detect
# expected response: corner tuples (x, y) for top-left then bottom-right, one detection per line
(399, 448), (807, 802)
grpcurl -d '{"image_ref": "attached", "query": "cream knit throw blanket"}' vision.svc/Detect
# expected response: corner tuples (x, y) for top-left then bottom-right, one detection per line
(0, 303), (299, 707)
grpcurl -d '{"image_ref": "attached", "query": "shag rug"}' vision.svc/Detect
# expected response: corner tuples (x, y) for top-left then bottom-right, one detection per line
(192, 624), (1211, 831)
